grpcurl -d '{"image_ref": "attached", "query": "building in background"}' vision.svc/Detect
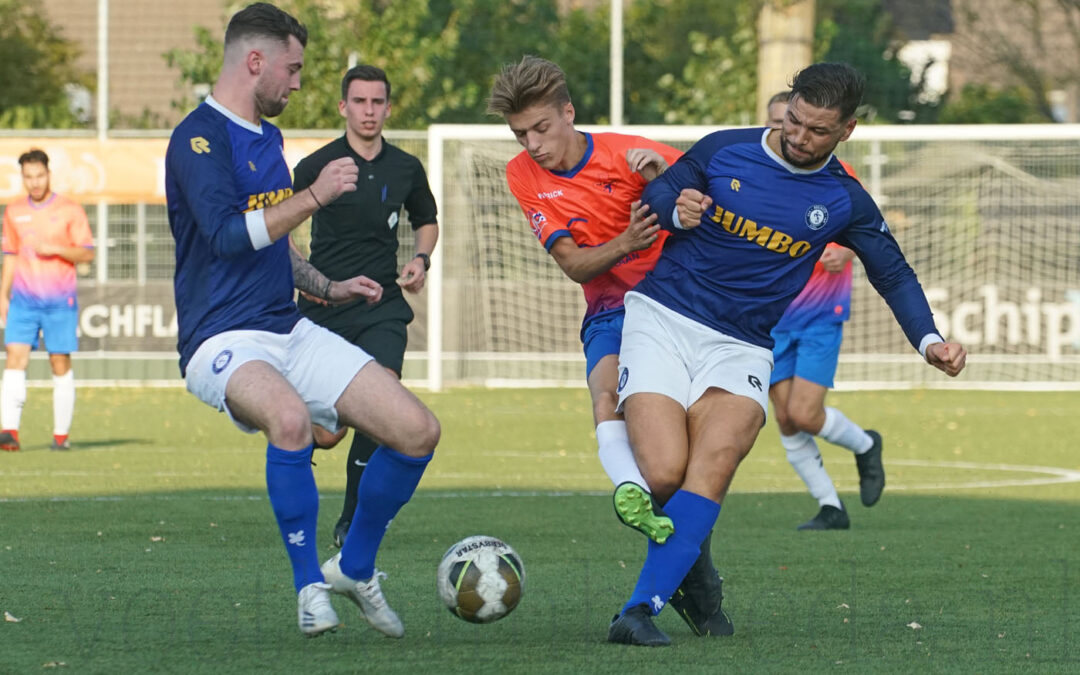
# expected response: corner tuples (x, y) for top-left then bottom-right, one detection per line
(40, 0), (224, 127)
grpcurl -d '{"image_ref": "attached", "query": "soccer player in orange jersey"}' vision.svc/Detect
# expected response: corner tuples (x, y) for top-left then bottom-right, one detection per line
(489, 55), (680, 517)
(0, 149), (95, 451)
(489, 57), (734, 639)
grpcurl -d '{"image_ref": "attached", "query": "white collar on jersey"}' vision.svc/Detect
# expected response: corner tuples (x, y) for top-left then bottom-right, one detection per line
(204, 94), (264, 135)
(760, 127), (832, 175)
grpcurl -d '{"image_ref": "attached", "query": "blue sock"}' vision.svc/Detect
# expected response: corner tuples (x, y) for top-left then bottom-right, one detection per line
(340, 446), (432, 580)
(266, 443), (322, 592)
(622, 489), (721, 616)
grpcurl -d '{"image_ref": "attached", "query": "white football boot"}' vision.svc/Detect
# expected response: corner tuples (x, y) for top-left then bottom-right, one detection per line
(321, 552), (404, 638)
(297, 581), (339, 636)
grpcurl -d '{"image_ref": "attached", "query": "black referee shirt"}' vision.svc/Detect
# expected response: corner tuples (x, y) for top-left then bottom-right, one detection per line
(293, 135), (437, 327)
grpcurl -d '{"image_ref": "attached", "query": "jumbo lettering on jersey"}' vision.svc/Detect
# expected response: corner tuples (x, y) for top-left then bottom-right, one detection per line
(639, 126), (937, 351)
(506, 132), (682, 331)
(166, 97), (299, 374)
(246, 187), (293, 211)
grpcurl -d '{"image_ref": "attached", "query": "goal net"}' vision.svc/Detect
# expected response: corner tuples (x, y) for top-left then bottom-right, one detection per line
(425, 124), (1080, 390)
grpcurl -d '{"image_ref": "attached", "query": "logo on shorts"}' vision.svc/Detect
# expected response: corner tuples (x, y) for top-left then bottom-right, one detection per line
(805, 204), (829, 230)
(617, 367), (629, 393)
(747, 374), (763, 391)
(212, 350), (233, 374)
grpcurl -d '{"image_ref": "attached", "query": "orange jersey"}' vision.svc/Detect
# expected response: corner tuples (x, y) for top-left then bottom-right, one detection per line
(2, 193), (93, 309)
(506, 132), (682, 325)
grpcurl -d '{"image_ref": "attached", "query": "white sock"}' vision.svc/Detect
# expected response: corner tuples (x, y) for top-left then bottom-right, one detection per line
(596, 420), (650, 492)
(1, 369), (27, 431)
(53, 371), (75, 436)
(782, 431), (841, 509)
(819, 407), (873, 454)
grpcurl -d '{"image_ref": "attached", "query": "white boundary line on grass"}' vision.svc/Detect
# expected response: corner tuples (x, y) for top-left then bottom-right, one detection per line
(1, 460), (1077, 503)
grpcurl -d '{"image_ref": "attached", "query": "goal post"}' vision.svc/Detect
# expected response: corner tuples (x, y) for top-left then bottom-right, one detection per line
(423, 123), (1080, 392)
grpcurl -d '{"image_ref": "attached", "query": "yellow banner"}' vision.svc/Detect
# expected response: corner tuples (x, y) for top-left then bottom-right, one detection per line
(0, 136), (339, 205)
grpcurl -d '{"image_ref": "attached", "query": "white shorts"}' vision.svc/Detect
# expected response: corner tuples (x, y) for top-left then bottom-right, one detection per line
(616, 292), (774, 415)
(185, 318), (374, 433)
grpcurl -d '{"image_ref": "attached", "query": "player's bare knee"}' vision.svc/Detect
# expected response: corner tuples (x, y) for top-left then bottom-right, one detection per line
(638, 460), (683, 500)
(592, 390), (620, 423)
(266, 405), (312, 449)
(773, 407), (795, 434)
(789, 406), (823, 434)
(397, 409), (440, 457)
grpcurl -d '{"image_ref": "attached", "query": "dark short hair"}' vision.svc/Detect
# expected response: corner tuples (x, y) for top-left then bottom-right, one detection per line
(18, 148), (49, 169)
(341, 65), (391, 102)
(790, 63), (865, 120)
(224, 2), (307, 49)
(768, 90), (791, 107)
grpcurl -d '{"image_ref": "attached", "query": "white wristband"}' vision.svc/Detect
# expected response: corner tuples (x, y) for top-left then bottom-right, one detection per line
(245, 209), (272, 250)
(671, 206), (686, 230)
(918, 333), (944, 359)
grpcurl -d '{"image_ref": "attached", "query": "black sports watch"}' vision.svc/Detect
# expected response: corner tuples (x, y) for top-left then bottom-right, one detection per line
(414, 252), (431, 271)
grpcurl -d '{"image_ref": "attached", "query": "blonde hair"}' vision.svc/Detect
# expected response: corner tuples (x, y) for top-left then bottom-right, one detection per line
(487, 55), (571, 116)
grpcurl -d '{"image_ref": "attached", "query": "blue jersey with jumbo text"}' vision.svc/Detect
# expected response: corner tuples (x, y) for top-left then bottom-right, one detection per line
(166, 97), (300, 374)
(639, 127), (938, 351)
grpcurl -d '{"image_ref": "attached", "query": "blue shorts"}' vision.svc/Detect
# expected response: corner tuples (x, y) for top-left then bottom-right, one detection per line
(770, 322), (843, 388)
(4, 302), (79, 353)
(581, 311), (624, 378)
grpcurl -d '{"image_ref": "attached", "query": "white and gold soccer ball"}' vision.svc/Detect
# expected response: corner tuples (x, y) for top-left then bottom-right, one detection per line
(437, 535), (525, 623)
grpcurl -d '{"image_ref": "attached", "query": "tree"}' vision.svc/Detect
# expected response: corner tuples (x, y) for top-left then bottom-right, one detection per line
(948, 0), (1080, 122)
(815, 0), (937, 123)
(653, 4), (758, 125)
(167, 0), (462, 129)
(939, 83), (1044, 123)
(625, 0), (761, 124)
(0, 0), (91, 128)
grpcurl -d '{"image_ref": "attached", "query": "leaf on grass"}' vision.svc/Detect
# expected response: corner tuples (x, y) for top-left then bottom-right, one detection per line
(150, 536), (163, 542)
(907, 621), (922, 630)
(836, 603), (850, 609)
(4, 611), (21, 623)
(42, 662), (67, 668)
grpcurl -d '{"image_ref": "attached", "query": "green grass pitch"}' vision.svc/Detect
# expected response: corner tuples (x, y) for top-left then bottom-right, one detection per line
(1, 387), (1078, 673)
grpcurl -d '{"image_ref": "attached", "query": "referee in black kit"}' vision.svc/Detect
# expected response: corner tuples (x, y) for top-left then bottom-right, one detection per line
(293, 64), (438, 547)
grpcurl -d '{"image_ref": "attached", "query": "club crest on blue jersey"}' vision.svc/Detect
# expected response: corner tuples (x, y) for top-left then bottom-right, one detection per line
(212, 349), (233, 374)
(804, 204), (829, 230)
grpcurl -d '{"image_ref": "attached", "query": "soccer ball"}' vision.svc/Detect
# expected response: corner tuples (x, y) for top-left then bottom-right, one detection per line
(437, 535), (525, 623)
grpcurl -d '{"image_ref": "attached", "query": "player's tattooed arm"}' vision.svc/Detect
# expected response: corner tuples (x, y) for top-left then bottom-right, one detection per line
(289, 246), (333, 300)
(288, 240), (383, 306)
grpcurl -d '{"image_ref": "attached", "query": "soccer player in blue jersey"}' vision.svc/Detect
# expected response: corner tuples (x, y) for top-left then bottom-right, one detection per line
(165, 2), (439, 638)
(607, 63), (966, 646)
(767, 90), (885, 532)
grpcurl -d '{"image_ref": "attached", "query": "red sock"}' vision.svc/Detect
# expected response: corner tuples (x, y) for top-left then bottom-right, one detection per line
(53, 434), (68, 445)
